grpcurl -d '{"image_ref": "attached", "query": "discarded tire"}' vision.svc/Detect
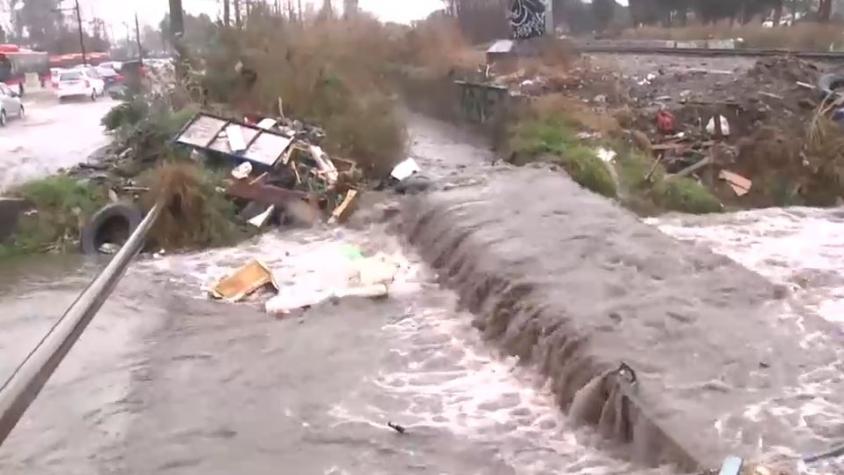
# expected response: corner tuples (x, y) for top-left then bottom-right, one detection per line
(818, 73), (844, 99)
(80, 202), (143, 255)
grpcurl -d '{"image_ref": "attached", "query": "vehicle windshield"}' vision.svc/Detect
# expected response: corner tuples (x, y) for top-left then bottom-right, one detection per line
(59, 71), (82, 81)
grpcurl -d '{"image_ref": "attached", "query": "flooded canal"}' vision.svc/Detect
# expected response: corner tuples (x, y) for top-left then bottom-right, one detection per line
(0, 116), (841, 474)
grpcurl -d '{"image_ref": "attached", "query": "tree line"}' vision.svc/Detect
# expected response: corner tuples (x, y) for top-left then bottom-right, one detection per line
(443, 0), (839, 41)
(628, 0), (828, 27)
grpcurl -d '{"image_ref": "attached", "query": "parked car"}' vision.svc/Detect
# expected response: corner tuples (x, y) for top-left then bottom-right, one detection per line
(0, 82), (24, 126)
(50, 67), (65, 88)
(99, 61), (123, 72)
(95, 65), (123, 88)
(56, 69), (102, 101)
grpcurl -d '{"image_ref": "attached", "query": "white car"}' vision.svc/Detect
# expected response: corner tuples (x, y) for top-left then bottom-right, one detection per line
(0, 82), (24, 126)
(56, 69), (104, 101)
(99, 61), (123, 72)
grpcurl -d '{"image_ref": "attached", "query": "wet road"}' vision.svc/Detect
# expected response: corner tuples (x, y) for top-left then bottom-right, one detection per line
(0, 95), (116, 192)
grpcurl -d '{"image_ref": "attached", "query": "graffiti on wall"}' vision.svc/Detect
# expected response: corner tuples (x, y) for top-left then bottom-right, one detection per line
(509, 0), (546, 39)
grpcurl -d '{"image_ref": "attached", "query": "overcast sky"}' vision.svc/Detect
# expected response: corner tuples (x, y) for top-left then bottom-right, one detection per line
(75, 0), (446, 30)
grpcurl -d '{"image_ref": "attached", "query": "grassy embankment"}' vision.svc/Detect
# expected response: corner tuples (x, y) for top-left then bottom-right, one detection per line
(507, 95), (721, 215)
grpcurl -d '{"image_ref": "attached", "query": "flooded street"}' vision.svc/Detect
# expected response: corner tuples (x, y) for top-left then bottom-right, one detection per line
(0, 111), (842, 473)
(0, 96), (116, 192)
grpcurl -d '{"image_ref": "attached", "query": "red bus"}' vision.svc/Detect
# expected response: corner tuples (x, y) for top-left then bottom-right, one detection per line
(0, 44), (50, 92)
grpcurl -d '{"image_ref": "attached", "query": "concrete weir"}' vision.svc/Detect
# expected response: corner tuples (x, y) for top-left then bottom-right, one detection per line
(401, 165), (840, 471)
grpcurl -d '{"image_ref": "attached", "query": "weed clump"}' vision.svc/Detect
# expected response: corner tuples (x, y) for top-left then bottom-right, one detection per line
(654, 177), (722, 214)
(4, 176), (107, 255)
(102, 97), (149, 131)
(142, 161), (248, 251)
(508, 117), (617, 198)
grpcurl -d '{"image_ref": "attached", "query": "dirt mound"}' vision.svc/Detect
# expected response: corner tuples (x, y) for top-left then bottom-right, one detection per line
(747, 56), (821, 84)
(623, 55), (841, 208)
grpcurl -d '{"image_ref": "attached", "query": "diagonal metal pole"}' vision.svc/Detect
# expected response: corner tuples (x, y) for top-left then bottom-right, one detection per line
(0, 203), (162, 446)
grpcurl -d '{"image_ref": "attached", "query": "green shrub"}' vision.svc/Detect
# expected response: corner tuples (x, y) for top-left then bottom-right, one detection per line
(654, 177), (722, 214)
(548, 146), (617, 198)
(509, 118), (617, 197)
(102, 98), (149, 131)
(5, 176), (107, 255)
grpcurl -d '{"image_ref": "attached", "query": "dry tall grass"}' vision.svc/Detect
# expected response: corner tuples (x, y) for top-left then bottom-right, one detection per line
(621, 22), (844, 50)
(143, 162), (245, 250)
(202, 11), (413, 176)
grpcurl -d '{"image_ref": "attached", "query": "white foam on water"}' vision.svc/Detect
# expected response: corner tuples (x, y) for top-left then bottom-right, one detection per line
(649, 208), (844, 473)
(138, 226), (669, 474)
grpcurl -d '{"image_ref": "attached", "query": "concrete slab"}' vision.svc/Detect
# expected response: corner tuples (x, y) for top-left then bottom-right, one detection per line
(403, 165), (843, 470)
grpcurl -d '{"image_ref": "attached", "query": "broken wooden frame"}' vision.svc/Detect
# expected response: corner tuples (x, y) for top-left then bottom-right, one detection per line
(175, 113), (294, 168)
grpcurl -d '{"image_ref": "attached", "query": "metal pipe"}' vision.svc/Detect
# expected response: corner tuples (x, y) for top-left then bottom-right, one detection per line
(0, 203), (162, 446)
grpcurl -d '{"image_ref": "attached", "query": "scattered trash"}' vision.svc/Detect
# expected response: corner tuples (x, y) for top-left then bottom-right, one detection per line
(706, 115), (731, 137)
(719, 170), (752, 196)
(256, 118), (277, 130)
(247, 205), (275, 228)
(176, 113), (294, 168)
(264, 250), (398, 316)
(596, 147), (617, 163)
(391, 158), (421, 181)
(231, 161), (253, 180)
(212, 260), (278, 302)
(98, 243), (120, 255)
(576, 131), (600, 140)
(656, 110), (676, 134)
(387, 422), (407, 434)
(329, 189), (359, 224)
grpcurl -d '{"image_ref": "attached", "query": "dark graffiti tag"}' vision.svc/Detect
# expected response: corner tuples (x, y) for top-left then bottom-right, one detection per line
(510, 0), (546, 39)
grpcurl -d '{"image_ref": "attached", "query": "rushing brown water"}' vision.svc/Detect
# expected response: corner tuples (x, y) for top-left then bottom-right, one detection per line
(0, 116), (671, 475)
(0, 115), (840, 474)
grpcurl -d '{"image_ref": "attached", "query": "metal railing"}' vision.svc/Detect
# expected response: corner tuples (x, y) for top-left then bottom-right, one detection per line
(0, 203), (161, 445)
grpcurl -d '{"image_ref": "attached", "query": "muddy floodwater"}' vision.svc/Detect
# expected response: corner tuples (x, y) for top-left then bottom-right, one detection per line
(0, 116), (841, 473)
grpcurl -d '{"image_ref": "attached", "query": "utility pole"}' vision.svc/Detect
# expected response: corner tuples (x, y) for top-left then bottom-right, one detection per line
(224, 0), (231, 26)
(134, 12), (143, 64)
(74, 0), (87, 65)
(169, 0), (185, 81)
(545, 0), (554, 36)
(234, 0), (242, 27)
(298, 0), (303, 21)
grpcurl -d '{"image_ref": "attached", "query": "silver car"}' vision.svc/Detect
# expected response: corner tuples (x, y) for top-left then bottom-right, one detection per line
(0, 82), (24, 127)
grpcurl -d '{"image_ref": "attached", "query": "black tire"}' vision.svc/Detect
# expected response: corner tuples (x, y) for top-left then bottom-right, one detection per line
(91, 90), (97, 101)
(80, 202), (143, 255)
(0, 110), (6, 127)
(18, 105), (24, 118)
(818, 73), (844, 99)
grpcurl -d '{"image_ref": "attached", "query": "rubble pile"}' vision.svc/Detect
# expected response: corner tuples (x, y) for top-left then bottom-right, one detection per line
(623, 56), (841, 206)
(170, 111), (366, 230)
(483, 54), (844, 209)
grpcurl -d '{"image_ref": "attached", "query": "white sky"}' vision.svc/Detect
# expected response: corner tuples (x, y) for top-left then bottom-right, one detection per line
(77, 0), (446, 30)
